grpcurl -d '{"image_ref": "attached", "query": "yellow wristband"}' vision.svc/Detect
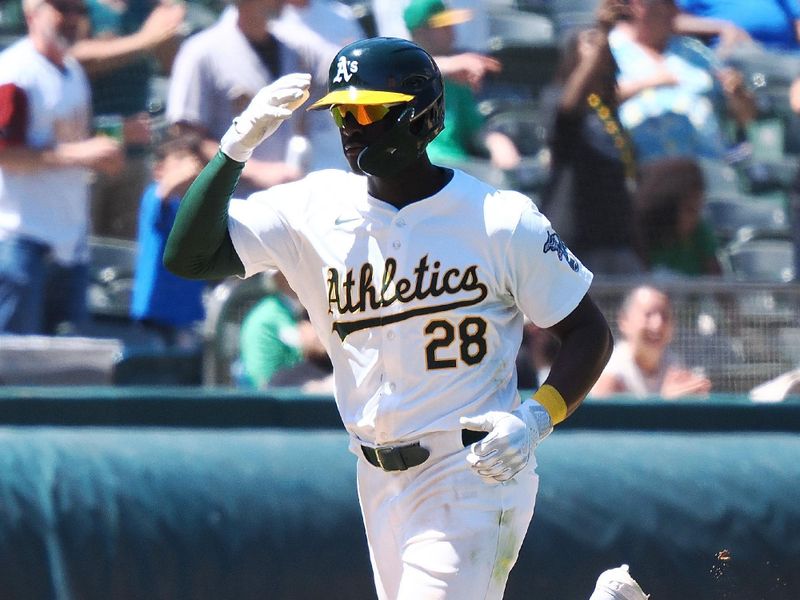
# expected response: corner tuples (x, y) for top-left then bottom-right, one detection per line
(533, 384), (568, 425)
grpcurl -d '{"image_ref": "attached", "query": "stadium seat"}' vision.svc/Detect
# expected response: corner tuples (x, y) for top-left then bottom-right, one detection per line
(486, 43), (561, 101)
(87, 235), (138, 319)
(540, 0), (602, 36)
(487, 9), (554, 47)
(719, 238), (795, 282)
(203, 273), (277, 385)
(703, 195), (790, 244)
(481, 102), (549, 156)
(697, 157), (743, 196)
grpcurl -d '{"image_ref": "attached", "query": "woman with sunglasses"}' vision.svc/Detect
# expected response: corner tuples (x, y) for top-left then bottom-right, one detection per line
(165, 37), (614, 600)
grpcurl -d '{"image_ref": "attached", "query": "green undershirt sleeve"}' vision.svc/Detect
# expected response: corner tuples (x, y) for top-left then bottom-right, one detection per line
(163, 150), (247, 280)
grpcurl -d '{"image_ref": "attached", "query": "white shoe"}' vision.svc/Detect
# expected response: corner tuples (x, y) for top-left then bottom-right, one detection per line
(588, 564), (649, 600)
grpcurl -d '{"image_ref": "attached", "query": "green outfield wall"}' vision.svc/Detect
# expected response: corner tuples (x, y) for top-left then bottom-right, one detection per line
(0, 387), (797, 600)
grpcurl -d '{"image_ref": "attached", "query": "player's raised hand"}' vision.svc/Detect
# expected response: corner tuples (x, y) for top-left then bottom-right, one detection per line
(460, 400), (553, 483)
(220, 73), (312, 163)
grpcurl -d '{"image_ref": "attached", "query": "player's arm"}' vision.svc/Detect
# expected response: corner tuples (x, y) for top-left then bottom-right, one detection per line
(541, 293), (613, 419)
(163, 73), (312, 281)
(461, 295), (611, 484)
(162, 150), (246, 280)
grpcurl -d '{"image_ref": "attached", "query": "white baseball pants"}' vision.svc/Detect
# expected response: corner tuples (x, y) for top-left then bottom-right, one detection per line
(351, 429), (539, 600)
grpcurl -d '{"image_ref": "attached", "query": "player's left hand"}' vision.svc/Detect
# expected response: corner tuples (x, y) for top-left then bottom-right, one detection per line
(219, 73), (312, 163)
(460, 401), (553, 483)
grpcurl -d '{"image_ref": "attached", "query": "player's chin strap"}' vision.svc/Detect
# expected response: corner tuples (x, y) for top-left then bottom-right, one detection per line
(357, 106), (423, 177)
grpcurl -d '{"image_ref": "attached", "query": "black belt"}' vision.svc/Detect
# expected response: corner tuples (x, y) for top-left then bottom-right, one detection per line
(361, 429), (488, 472)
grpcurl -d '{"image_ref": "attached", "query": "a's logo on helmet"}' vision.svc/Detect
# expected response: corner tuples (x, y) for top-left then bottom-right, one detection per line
(333, 56), (358, 83)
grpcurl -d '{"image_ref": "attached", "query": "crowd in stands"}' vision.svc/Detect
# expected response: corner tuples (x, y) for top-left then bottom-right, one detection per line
(1, 0), (798, 396)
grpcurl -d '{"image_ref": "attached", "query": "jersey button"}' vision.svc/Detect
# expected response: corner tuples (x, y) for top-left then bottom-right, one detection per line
(396, 218), (406, 227)
(387, 331), (395, 340)
(388, 382), (396, 393)
(392, 241), (401, 249)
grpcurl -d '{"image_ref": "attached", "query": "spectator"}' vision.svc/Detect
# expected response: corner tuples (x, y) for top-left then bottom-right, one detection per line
(404, 0), (521, 173)
(372, 0), (490, 52)
(271, 0), (365, 170)
(129, 130), (207, 348)
(72, 0), (187, 240)
(166, 0), (304, 199)
(675, 0), (800, 54)
(634, 156), (722, 276)
(0, 0), (124, 335)
(373, 0), (506, 103)
(268, 323), (334, 393)
(598, 0), (757, 164)
(239, 272), (329, 389)
(540, 25), (644, 276)
(749, 366), (800, 401)
(592, 285), (712, 398)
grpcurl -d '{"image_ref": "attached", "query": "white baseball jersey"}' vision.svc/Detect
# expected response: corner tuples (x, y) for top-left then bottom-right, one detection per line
(0, 38), (92, 265)
(229, 168), (592, 446)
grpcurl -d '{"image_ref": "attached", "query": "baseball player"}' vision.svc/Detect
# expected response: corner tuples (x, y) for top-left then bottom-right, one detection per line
(165, 37), (614, 600)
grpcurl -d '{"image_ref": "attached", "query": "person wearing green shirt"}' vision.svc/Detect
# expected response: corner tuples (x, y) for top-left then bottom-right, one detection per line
(635, 157), (723, 276)
(404, 0), (521, 171)
(239, 291), (304, 388)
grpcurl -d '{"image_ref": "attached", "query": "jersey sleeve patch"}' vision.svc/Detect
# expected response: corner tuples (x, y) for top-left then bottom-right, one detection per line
(0, 83), (29, 149)
(542, 230), (581, 272)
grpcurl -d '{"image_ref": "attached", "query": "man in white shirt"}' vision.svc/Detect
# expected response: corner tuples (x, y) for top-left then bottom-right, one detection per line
(0, 0), (123, 333)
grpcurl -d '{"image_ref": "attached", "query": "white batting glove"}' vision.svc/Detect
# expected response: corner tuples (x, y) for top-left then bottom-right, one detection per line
(460, 400), (553, 483)
(219, 73), (312, 163)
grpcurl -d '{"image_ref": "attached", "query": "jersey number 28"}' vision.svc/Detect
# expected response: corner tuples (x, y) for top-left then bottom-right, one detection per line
(424, 316), (487, 370)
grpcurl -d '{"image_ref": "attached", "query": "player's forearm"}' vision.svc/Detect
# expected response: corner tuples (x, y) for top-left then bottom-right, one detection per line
(540, 295), (613, 420)
(163, 150), (246, 280)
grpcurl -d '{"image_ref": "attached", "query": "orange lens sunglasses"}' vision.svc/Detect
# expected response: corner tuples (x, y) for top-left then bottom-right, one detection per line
(331, 104), (393, 128)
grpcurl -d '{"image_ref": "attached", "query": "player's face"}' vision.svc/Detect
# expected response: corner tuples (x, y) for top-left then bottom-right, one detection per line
(332, 104), (404, 175)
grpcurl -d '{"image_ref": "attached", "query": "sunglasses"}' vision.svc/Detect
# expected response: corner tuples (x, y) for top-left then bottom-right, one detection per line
(330, 104), (396, 128)
(46, 0), (89, 15)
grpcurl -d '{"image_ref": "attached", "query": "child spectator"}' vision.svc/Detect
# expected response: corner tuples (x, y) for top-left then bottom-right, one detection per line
(239, 271), (331, 390)
(130, 130), (206, 347)
(592, 285), (712, 398)
(634, 156), (723, 276)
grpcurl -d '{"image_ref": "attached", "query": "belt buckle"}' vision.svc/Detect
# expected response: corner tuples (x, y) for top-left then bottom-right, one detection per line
(374, 445), (406, 471)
